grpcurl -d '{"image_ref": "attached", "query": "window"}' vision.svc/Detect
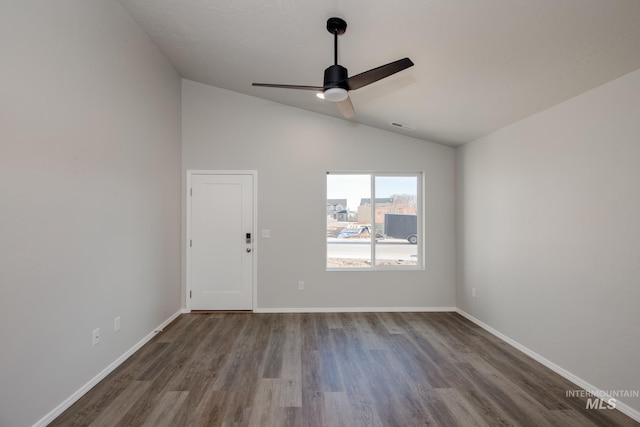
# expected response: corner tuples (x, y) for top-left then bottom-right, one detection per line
(326, 172), (422, 270)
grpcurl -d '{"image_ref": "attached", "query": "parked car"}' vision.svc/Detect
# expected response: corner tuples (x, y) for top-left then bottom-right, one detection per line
(337, 224), (384, 239)
(338, 224), (370, 238)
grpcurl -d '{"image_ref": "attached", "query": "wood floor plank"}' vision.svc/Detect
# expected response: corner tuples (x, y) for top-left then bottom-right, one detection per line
(325, 312), (343, 329)
(141, 390), (189, 427)
(51, 312), (640, 427)
(191, 389), (233, 427)
(376, 312), (408, 335)
(314, 315), (344, 392)
(279, 314), (303, 408)
(418, 387), (462, 427)
(367, 349), (438, 426)
(262, 314), (286, 379)
(275, 406), (303, 427)
(247, 378), (281, 426)
(48, 361), (150, 427)
(388, 331), (450, 389)
(456, 353), (567, 426)
(211, 313), (266, 392)
(352, 313), (389, 351)
(453, 314), (578, 412)
(114, 323), (211, 425)
(300, 313), (318, 352)
(433, 388), (492, 427)
(87, 381), (151, 427)
(301, 350), (325, 426)
(165, 315), (224, 394)
(329, 327), (384, 427)
(216, 316), (272, 425)
(323, 392), (356, 427)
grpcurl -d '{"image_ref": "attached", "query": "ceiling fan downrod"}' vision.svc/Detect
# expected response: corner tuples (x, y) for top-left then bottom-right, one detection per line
(324, 17), (349, 91)
(326, 17), (347, 66)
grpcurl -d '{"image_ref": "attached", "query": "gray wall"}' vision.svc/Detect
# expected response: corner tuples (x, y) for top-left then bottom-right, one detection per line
(0, 1), (182, 426)
(457, 70), (640, 413)
(182, 80), (457, 310)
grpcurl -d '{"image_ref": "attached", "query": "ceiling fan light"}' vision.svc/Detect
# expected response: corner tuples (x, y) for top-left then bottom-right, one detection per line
(323, 87), (348, 102)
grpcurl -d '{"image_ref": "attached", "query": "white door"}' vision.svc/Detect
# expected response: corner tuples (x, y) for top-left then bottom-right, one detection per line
(189, 173), (254, 310)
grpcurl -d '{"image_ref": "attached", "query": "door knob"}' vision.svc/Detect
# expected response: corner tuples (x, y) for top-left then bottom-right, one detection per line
(246, 248), (252, 252)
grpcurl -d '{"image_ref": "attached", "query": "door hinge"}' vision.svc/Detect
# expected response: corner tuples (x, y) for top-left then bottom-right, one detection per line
(190, 188), (192, 196)
(190, 239), (192, 247)
(190, 291), (192, 298)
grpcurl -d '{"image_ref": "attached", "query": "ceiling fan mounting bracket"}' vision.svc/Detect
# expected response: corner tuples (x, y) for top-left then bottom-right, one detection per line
(326, 17), (347, 35)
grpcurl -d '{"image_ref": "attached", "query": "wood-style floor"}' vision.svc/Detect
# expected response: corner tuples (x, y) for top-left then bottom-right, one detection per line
(51, 312), (638, 426)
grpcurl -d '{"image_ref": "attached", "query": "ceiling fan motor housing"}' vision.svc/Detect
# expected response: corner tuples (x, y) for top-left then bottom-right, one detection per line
(324, 64), (349, 89)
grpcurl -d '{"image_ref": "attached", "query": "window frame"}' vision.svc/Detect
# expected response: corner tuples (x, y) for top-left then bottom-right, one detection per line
(326, 171), (424, 271)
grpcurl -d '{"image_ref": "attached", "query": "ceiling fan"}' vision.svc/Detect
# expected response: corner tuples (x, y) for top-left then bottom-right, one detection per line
(252, 17), (414, 119)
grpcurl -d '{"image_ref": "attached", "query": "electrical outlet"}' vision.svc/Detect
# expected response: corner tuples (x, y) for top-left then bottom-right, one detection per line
(92, 328), (100, 346)
(298, 280), (304, 290)
(114, 316), (121, 332)
(472, 288), (476, 298)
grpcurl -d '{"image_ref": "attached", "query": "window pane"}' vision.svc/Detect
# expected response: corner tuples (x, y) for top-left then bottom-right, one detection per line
(327, 174), (372, 268)
(374, 176), (418, 266)
(327, 173), (421, 270)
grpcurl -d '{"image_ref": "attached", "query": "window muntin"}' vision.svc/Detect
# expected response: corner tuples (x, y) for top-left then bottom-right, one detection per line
(326, 173), (422, 270)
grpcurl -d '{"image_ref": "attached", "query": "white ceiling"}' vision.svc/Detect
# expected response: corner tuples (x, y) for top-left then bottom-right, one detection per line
(119, 0), (640, 146)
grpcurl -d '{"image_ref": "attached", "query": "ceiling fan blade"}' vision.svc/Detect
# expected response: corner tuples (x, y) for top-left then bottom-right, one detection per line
(345, 57), (414, 91)
(252, 83), (324, 91)
(335, 96), (355, 119)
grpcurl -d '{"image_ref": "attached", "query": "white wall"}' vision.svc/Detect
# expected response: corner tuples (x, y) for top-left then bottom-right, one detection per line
(182, 80), (456, 310)
(0, 1), (182, 426)
(457, 70), (640, 413)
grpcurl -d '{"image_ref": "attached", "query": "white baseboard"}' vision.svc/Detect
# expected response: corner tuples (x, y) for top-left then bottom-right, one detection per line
(254, 306), (456, 313)
(34, 310), (182, 427)
(456, 309), (640, 423)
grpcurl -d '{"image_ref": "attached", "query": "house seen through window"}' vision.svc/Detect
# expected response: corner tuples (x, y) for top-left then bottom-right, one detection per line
(326, 173), (422, 269)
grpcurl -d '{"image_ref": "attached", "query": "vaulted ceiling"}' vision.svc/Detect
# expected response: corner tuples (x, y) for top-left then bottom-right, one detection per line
(119, 0), (640, 146)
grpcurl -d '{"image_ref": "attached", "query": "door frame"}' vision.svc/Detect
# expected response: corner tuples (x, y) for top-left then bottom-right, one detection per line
(186, 170), (258, 312)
